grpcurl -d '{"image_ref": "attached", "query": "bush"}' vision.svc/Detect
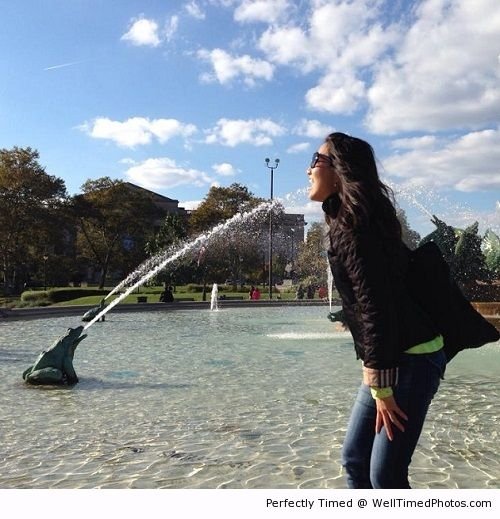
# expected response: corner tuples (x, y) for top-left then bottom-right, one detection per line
(21, 291), (50, 302)
(22, 288), (109, 304)
(17, 299), (52, 308)
(47, 288), (109, 303)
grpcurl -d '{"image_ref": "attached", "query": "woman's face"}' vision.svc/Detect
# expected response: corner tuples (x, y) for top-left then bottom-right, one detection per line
(307, 143), (339, 202)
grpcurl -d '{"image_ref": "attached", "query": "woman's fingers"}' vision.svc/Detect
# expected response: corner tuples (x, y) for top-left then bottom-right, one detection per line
(377, 408), (408, 441)
(388, 411), (405, 433)
(376, 410), (382, 434)
(375, 396), (409, 441)
(382, 413), (394, 441)
(394, 406), (408, 422)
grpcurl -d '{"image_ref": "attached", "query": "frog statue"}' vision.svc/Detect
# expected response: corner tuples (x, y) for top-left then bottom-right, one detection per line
(22, 326), (87, 385)
(82, 298), (106, 322)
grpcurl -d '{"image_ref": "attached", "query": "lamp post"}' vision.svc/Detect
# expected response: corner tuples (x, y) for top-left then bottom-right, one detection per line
(265, 157), (279, 300)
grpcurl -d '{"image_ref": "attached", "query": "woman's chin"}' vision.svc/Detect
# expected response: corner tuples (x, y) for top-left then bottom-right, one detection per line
(308, 189), (321, 202)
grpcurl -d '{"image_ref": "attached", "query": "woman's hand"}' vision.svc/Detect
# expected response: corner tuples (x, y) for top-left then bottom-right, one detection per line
(375, 395), (408, 441)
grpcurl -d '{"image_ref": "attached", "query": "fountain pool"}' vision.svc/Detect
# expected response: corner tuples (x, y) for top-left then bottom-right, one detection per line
(0, 305), (498, 489)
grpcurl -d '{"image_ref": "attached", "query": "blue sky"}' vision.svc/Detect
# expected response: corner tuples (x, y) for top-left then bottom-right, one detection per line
(1, 0), (499, 237)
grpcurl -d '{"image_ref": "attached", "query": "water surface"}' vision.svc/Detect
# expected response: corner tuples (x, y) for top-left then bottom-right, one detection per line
(0, 306), (498, 488)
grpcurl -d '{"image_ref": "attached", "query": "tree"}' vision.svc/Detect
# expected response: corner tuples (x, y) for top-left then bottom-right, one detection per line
(145, 214), (188, 285)
(453, 222), (490, 285)
(188, 183), (264, 234)
(188, 183), (269, 290)
(419, 217), (496, 300)
(396, 207), (421, 250)
(0, 147), (68, 293)
(295, 222), (329, 287)
(483, 229), (500, 278)
(73, 178), (161, 288)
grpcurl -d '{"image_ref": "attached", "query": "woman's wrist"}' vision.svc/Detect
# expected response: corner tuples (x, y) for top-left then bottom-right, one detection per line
(370, 386), (393, 399)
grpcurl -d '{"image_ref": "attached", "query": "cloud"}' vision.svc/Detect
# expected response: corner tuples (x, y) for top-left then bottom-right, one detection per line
(197, 48), (274, 86)
(121, 17), (161, 47)
(294, 118), (333, 139)
(164, 15), (179, 42)
(234, 0), (291, 24)
(287, 142), (310, 154)
(306, 72), (366, 114)
(366, 0), (500, 133)
(390, 136), (437, 150)
(212, 162), (238, 176)
(255, 0), (500, 132)
(80, 117), (197, 148)
(258, 1), (396, 72)
(258, 0), (397, 113)
(205, 117), (285, 146)
(280, 198), (324, 224)
(180, 199), (203, 211)
(258, 25), (311, 69)
(382, 128), (500, 192)
(124, 158), (213, 190)
(185, 1), (206, 19)
(119, 158), (137, 165)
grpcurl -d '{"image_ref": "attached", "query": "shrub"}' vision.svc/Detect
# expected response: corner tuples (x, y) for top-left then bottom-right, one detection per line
(21, 291), (50, 302)
(46, 288), (109, 303)
(21, 288), (109, 304)
(17, 299), (52, 308)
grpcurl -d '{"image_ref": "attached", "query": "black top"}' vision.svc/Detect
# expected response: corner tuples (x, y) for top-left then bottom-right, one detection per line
(323, 194), (437, 387)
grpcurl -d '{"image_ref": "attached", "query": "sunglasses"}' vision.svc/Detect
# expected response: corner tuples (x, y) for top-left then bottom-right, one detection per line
(310, 152), (335, 169)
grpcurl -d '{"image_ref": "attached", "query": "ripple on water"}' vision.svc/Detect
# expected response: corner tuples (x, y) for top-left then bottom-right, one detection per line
(0, 307), (498, 488)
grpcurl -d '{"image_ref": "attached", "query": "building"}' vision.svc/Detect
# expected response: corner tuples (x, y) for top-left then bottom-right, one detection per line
(123, 182), (188, 223)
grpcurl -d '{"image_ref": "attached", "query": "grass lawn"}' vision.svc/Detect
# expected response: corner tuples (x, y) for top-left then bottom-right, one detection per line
(11, 284), (298, 308)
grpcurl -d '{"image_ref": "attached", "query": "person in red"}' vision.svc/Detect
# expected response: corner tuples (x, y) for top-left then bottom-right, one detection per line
(318, 286), (327, 300)
(251, 287), (261, 300)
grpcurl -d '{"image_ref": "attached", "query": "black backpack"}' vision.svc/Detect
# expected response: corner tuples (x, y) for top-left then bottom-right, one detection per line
(406, 241), (499, 362)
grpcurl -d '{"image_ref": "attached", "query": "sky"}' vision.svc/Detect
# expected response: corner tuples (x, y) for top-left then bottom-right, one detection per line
(1, 0), (499, 238)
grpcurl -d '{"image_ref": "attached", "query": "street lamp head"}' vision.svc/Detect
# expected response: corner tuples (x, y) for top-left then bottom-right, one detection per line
(265, 157), (280, 170)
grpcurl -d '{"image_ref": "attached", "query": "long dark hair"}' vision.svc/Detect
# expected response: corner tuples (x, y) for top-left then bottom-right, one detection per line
(324, 132), (401, 243)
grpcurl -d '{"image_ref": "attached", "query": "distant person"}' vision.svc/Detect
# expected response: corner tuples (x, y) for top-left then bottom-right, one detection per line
(307, 285), (315, 299)
(160, 286), (174, 303)
(295, 285), (304, 300)
(318, 286), (328, 300)
(249, 286), (255, 299)
(308, 132), (446, 489)
(251, 287), (261, 300)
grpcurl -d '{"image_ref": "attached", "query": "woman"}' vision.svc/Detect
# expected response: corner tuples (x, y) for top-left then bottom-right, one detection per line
(307, 132), (446, 488)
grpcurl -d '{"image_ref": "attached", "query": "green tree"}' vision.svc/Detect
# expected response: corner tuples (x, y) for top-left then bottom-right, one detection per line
(145, 214), (188, 285)
(0, 147), (68, 293)
(188, 183), (270, 291)
(396, 207), (421, 250)
(295, 222), (329, 287)
(145, 214), (187, 256)
(73, 178), (160, 288)
(453, 222), (490, 285)
(483, 229), (500, 277)
(188, 183), (264, 234)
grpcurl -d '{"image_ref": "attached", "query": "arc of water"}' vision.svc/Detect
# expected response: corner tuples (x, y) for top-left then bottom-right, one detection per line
(83, 201), (275, 329)
(105, 243), (178, 300)
(327, 262), (333, 313)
